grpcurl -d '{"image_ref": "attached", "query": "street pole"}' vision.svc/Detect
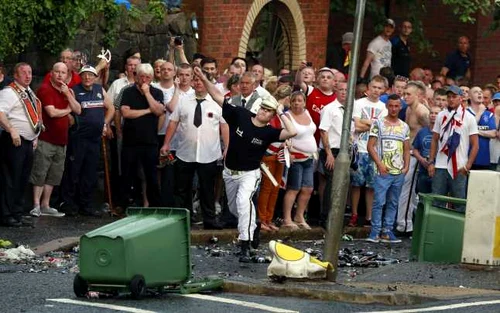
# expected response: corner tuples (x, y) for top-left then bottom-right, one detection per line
(324, 0), (366, 281)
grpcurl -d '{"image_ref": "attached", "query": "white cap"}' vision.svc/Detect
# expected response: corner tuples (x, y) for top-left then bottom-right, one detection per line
(79, 65), (98, 76)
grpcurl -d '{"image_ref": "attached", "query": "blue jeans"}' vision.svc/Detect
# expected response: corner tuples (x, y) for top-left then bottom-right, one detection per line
(372, 174), (405, 234)
(416, 169), (432, 194)
(431, 168), (467, 212)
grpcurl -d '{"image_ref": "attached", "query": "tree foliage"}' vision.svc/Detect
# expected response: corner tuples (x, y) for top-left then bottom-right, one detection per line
(0, 0), (168, 60)
(330, 0), (498, 54)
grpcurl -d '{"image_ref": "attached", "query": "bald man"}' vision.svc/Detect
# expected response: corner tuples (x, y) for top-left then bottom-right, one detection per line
(30, 62), (82, 218)
(440, 36), (471, 80)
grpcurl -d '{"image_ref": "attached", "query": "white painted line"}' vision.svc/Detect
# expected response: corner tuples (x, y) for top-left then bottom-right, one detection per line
(359, 299), (500, 313)
(46, 298), (157, 313)
(182, 294), (299, 313)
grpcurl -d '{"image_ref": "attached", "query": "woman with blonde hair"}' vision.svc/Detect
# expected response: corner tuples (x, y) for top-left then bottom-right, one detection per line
(282, 91), (317, 230)
(257, 84), (293, 231)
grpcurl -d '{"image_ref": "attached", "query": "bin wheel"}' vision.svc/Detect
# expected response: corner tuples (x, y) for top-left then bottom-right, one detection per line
(130, 275), (146, 299)
(73, 274), (89, 297)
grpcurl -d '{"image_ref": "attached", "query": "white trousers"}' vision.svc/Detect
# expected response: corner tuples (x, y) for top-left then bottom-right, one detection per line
(223, 167), (261, 241)
(396, 155), (419, 232)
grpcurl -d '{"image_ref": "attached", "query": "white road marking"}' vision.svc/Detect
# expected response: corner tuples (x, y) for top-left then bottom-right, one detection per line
(359, 299), (500, 313)
(46, 299), (157, 313)
(182, 294), (299, 313)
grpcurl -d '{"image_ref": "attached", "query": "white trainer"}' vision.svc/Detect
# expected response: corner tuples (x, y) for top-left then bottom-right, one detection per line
(40, 207), (65, 217)
(30, 207), (41, 217)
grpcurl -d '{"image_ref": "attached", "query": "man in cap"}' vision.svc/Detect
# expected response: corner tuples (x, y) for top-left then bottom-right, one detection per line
(327, 32), (353, 76)
(391, 20), (412, 77)
(428, 85), (478, 205)
(194, 66), (297, 263)
(360, 19), (396, 80)
(59, 65), (115, 216)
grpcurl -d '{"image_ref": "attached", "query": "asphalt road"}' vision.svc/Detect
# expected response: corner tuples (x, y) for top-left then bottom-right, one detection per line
(3, 269), (500, 313)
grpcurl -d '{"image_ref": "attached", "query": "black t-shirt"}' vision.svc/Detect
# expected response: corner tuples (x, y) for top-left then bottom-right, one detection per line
(0, 76), (12, 90)
(444, 50), (471, 79)
(121, 84), (163, 146)
(72, 83), (105, 141)
(223, 100), (282, 171)
(391, 36), (411, 77)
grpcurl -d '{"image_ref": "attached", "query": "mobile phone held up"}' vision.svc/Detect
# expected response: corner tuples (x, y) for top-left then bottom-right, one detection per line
(174, 36), (183, 46)
(306, 61), (313, 67)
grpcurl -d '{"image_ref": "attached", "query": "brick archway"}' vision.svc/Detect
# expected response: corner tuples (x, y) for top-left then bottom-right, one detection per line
(238, 0), (306, 69)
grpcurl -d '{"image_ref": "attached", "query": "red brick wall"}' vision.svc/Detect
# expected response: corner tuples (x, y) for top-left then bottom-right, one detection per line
(300, 0), (330, 69)
(199, 1), (251, 65)
(182, 0), (330, 72)
(472, 14), (500, 86)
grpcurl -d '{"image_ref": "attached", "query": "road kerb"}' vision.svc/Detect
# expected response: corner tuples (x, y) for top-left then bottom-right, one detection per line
(222, 280), (432, 306)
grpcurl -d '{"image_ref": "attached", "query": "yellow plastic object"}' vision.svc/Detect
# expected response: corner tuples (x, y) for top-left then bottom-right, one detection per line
(275, 242), (305, 261)
(267, 240), (332, 279)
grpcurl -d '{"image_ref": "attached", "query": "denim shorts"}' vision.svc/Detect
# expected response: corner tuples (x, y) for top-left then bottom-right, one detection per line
(350, 152), (375, 188)
(287, 158), (314, 190)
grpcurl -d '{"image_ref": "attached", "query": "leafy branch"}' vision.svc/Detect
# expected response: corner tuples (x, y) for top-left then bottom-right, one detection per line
(0, 0), (168, 60)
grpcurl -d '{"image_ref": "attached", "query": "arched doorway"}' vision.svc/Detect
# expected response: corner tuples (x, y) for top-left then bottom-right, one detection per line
(238, 0), (306, 74)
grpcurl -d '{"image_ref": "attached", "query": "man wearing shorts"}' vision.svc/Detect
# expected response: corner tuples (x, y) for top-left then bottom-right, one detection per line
(351, 75), (388, 226)
(30, 62), (81, 217)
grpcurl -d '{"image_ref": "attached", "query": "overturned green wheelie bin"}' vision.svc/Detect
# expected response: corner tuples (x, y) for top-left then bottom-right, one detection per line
(410, 194), (466, 263)
(74, 207), (223, 299)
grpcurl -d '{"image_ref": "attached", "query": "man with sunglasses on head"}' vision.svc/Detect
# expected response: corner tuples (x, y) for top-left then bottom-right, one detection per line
(43, 49), (81, 88)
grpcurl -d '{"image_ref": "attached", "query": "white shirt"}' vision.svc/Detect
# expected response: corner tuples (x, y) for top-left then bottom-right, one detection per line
(215, 82), (227, 95)
(0, 84), (38, 141)
(353, 97), (387, 153)
(256, 85), (271, 99)
(319, 99), (344, 149)
(166, 86), (194, 151)
(107, 77), (133, 108)
(152, 83), (175, 135)
(367, 35), (392, 79)
(179, 86), (195, 98)
(170, 94), (225, 163)
(433, 109), (479, 170)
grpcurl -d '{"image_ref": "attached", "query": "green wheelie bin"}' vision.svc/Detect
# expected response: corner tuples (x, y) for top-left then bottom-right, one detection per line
(74, 207), (222, 298)
(410, 194), (466, 263)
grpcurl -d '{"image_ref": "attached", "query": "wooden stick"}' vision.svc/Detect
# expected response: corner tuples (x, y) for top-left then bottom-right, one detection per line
(260, 162), (278, 187)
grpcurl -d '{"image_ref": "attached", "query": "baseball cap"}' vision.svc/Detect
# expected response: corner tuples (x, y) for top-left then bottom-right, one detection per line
(492, 92), (500, 101)
(318, 67), (336, 75)
(260, 97), (279, 111)
(385, 18), (396, 28)
(79, 65), (98, 76)
(342, 32), (354, 44)
(446, 85), (463, 96)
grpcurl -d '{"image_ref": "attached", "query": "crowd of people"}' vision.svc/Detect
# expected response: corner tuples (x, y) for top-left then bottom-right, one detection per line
(0, 18), (499, 261)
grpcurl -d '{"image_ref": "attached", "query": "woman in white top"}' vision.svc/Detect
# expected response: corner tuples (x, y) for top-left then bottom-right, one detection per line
(282, 91), (318, 230)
